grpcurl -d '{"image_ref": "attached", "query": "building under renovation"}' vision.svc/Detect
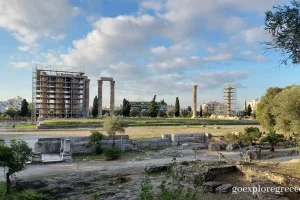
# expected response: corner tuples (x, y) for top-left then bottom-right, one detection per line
(32, 65), (90, 121)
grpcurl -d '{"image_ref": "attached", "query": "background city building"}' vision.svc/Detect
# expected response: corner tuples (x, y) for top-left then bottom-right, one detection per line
(32, 65), (90, 120)
(201, 101), (223, 114)
(246, 98), (260, 112)
(0, 96), (22, 113)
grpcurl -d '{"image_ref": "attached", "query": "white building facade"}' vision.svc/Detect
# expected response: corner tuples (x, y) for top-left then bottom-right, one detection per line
(201, 101), (223, 113)
(246, 98), (260, 112)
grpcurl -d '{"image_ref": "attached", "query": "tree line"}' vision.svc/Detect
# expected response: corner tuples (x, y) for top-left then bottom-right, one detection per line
(90, 95), (199, 118)
(0, 99), (31, 120)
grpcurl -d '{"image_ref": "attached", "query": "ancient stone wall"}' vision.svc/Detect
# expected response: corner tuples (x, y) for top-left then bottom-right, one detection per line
(237, 165), (300, 187)
(34, 138), (61, 154)
(34, 133), (208, 154)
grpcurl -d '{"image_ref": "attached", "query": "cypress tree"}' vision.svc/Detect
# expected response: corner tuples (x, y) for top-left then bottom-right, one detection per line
(92, 96), (98, 118)
(175, 97), (180, 117)
(199, 105), (203, 117)
(20, 99), (29, 117)
(247, 104), (252, 117)
(149, 95), (158, 117)
(122, 99), (130, 117)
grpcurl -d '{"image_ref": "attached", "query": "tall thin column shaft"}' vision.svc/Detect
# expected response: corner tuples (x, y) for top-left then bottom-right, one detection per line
(84, 79), (90, 118)
(192, 85), (198, 118)
(110, 81), (115, 116)
(98, 80), (103, 118)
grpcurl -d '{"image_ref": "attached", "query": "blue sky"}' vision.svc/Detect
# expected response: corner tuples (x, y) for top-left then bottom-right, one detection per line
(0, 0), (297, 108)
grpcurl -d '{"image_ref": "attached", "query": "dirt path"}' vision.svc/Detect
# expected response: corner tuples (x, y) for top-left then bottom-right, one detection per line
(0, 150), (239, 181)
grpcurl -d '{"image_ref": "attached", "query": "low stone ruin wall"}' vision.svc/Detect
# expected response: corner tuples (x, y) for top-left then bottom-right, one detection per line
(204, 165), (237, 181)
(237, 165), (300, 187)
(171, 133), (207, 146)
(34, 133), (208, 154)
(34, 138), (61, 154)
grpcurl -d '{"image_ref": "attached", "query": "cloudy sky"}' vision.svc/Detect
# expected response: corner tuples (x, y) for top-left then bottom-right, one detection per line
(0, 0), (298, 108)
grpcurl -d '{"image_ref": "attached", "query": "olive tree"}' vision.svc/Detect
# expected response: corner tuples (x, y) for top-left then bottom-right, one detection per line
(89, 130), (104, 154)
(0, 139), (32, 193)
(265, 0), (300, 65)
(260, 131), (285, 152)
(103, 116), (127, 148)
(271, 86), (300, 136)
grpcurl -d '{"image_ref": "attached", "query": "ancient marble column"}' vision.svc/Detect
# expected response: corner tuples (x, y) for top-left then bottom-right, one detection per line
(110, 81), (115, 116)
(63, 139), (71, 154)
(98, 80), (103, 118)
(62, 138), (72, 162)
(192, 85), (198, 118)
(84, 79), (90, 118)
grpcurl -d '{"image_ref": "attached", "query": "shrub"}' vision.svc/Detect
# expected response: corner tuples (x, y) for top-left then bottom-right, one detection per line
(95, 146), (104, 154)
(103, 148), (122, 160)
(18, 189), (43, 200)
(283, 141), (293, 148)
(89, 131), (104, 154)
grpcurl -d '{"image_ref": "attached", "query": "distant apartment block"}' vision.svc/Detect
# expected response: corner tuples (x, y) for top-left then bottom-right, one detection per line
(32, 65), (90, 120)
(0, 96), (22, 113)
(201, 101), (223, 113)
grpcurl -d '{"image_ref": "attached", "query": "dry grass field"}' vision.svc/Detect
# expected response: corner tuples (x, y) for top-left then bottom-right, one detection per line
(0, 125), (261, 138)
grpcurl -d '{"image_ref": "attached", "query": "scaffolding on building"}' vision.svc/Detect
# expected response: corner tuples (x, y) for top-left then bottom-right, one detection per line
(32, 64), (89, 122)
(213, 84), (240, 117)
(223, 84), (239, 117)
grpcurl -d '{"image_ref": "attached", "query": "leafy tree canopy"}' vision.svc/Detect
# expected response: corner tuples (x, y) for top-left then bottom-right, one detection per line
(265, 0), (300, 65)
(103, 116), (126, 147)
(0, 139), (32, 193)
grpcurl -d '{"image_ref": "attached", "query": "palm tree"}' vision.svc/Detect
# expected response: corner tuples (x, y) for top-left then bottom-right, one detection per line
(260, 131), (285, 152)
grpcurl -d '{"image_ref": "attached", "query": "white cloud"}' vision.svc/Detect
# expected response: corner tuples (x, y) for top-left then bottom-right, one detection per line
(0, 0), (75, 47)
(193, 71), (250, 89)
(151, 46), (167, 55)
(17, 45), (30, 52)
(147, 56), (201, 72)
(231, 26), (269, 47)
(204, 53), (233, 62)
(140, 0), (163, 11)
(60, 14), (159, 73)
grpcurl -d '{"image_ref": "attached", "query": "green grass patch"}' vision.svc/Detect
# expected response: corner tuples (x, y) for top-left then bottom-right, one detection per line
(42, 118), (259, 128)
(0, 182), (43, 200)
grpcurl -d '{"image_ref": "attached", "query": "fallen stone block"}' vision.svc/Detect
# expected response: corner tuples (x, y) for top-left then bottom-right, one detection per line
(202, 181), (222, 193)
(144, 164), (168, 174)
(215, 184), (233, 193)
(208, 143), (220, 151)
(226, 143), (239, 151)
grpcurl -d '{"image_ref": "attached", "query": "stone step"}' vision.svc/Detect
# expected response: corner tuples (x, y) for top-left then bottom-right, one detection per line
(41, 154), (63, 162)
